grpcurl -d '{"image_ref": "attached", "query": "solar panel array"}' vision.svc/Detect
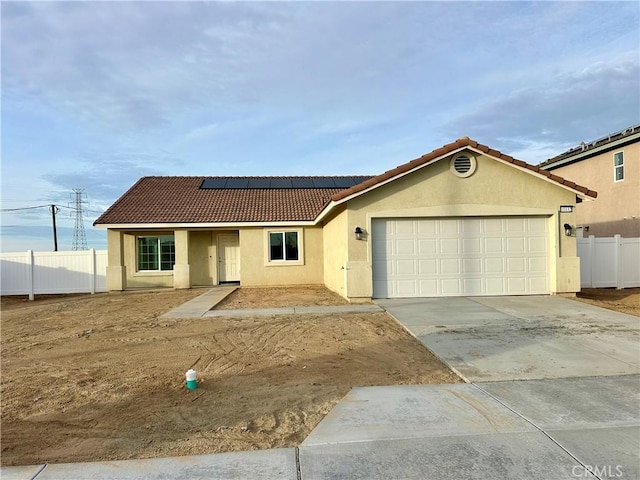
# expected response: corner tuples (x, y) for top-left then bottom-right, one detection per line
(200, 176), (373, 190)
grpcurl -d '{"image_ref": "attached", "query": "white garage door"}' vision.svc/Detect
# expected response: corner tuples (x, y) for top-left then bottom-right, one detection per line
(372, 217), (549, 298)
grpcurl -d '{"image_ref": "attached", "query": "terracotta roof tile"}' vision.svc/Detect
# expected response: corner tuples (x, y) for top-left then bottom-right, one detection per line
(94, 176), (373, 225)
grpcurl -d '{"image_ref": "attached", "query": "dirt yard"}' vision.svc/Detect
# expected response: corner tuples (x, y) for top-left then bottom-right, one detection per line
(575, 288), (640, 317)
(1, 287), (459, 466)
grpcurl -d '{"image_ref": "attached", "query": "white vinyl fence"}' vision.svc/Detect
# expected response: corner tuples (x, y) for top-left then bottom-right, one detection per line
(577, 235), (640, 289)
(1, 249), (108, 299)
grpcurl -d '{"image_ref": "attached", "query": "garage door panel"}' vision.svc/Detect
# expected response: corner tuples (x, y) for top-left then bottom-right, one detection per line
(440, 239), (459, 254)
(485, 239), (504, 254)
(484, 218), (504, 233)
(506, 218), (526, 233)
(395, 221), (415, 235)
(418, 239), (437, 255)
(529, 277), (548, 293)
(528, 237), (547, 253)
(485, 258), (505, 273)
(397, 280), (417, 296)
(529, 257), (547, 272)
(507, 237), (526, 253)
(507, 277), (527, 293)
(463, 278), (483, 295)
(372, 217), (549, 298)
(416, 220), (437, 234)
(485, 278), (506, 295)
(396, 239), (416, 255)
(418, 279), (438, 296)
(462, 238), (482, 254)
(507, 257), (526, 273)
(462, 219), (482, 233)
(441, 279), (462, 295)
(441, 258), (460, 274)
(463, 258), (482, 274)
(396, 260), (415, 275)
(418, 259), (437, 274)
(440, 220), (459, 234)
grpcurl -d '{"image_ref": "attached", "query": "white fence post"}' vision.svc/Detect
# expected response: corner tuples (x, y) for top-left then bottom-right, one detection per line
(27, 250), (35, 301)
(615, 234), (623, 289)
(90, 248), (96, 294)
(587, 235), (595, 288)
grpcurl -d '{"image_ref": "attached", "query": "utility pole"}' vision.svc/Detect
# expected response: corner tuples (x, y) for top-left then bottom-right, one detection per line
(70, 189), (88, 251)
(49, 204), (59, 251)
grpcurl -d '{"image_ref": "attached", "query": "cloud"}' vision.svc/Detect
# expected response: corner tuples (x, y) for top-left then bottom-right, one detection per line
(442, 56), (640, 162)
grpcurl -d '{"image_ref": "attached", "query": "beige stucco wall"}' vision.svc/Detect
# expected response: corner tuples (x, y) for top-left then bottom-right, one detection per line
(322, 207), (348, 297)
(239, 226), (324, 286)
(330, 150), (579, 299)
(548, 141), (639, 238)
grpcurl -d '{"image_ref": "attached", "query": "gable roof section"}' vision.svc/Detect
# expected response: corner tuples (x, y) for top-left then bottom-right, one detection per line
(94, 176), (374, 226)
(330, 137), (598, 204)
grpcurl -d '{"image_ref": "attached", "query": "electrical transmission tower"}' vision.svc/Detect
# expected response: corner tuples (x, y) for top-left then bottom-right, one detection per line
(70, 189), (88, 250)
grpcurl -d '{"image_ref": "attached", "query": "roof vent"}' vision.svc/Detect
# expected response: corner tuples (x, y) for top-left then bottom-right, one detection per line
(450, 154), (476, 178)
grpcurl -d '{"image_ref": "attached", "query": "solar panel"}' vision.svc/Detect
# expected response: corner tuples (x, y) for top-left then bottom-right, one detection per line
(270, 178), (293, 188)
(225, 178), (249, 189)
(200, 176), (373, 190)
(352, 176), (373, 185)
(247, 178), (271, 188)
(333, 177), (356, 188)
(311, 178), (337, 188)
(291, 178), (315, 188)
(201, 178), (227, 189)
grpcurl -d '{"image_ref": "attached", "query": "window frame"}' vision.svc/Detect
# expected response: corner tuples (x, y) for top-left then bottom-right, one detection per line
(136, 234), (176, 273)
(613, 151), (624, 182)
(264, 228), (304, 266)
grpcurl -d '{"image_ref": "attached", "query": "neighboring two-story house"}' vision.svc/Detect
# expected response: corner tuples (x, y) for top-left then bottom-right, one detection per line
(539, 125), (639, 238)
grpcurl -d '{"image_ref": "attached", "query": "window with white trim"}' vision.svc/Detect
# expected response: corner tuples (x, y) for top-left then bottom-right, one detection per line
(614, 152), (624, 182)
(137, 235), (175, 271)
(265, 229), (304, 265)
(269, 231), (299, 261)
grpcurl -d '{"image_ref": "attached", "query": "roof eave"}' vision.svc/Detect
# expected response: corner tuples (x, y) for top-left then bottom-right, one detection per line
(95, 220), (318, 230)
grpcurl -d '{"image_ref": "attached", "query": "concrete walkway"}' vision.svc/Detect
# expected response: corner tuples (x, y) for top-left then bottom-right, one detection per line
(160, 286), (238, 318)
(300, 375), (639, 479)
(160, 286), (383, 318)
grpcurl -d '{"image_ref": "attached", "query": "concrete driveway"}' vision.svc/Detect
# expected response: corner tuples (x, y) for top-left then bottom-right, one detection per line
(377, 295), (640, 381)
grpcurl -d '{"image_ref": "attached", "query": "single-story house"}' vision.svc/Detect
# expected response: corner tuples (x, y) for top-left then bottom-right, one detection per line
(94, 137), (597, 301)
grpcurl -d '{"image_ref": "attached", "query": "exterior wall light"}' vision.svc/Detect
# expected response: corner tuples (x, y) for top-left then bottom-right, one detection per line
(355, 227), (363, 240)
(564, 223), (574, 237)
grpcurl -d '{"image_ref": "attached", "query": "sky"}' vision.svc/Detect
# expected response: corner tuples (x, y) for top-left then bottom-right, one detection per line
(1, 1), (639, 252)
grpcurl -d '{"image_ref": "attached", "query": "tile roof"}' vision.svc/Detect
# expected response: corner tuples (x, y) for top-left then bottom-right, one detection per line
(95, 138), (597, 226)
(331, 137), (598, 202)
(94, 176), (373, 225)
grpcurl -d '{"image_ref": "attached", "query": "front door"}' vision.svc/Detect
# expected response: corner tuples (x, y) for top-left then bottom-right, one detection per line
(218, 233), (240, 283)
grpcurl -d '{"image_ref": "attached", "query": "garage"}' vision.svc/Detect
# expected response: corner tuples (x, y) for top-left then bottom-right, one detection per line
(372, 217), (549, 298)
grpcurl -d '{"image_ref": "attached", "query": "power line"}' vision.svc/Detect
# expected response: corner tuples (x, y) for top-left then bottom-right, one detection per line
(0, 204), (52, 212)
